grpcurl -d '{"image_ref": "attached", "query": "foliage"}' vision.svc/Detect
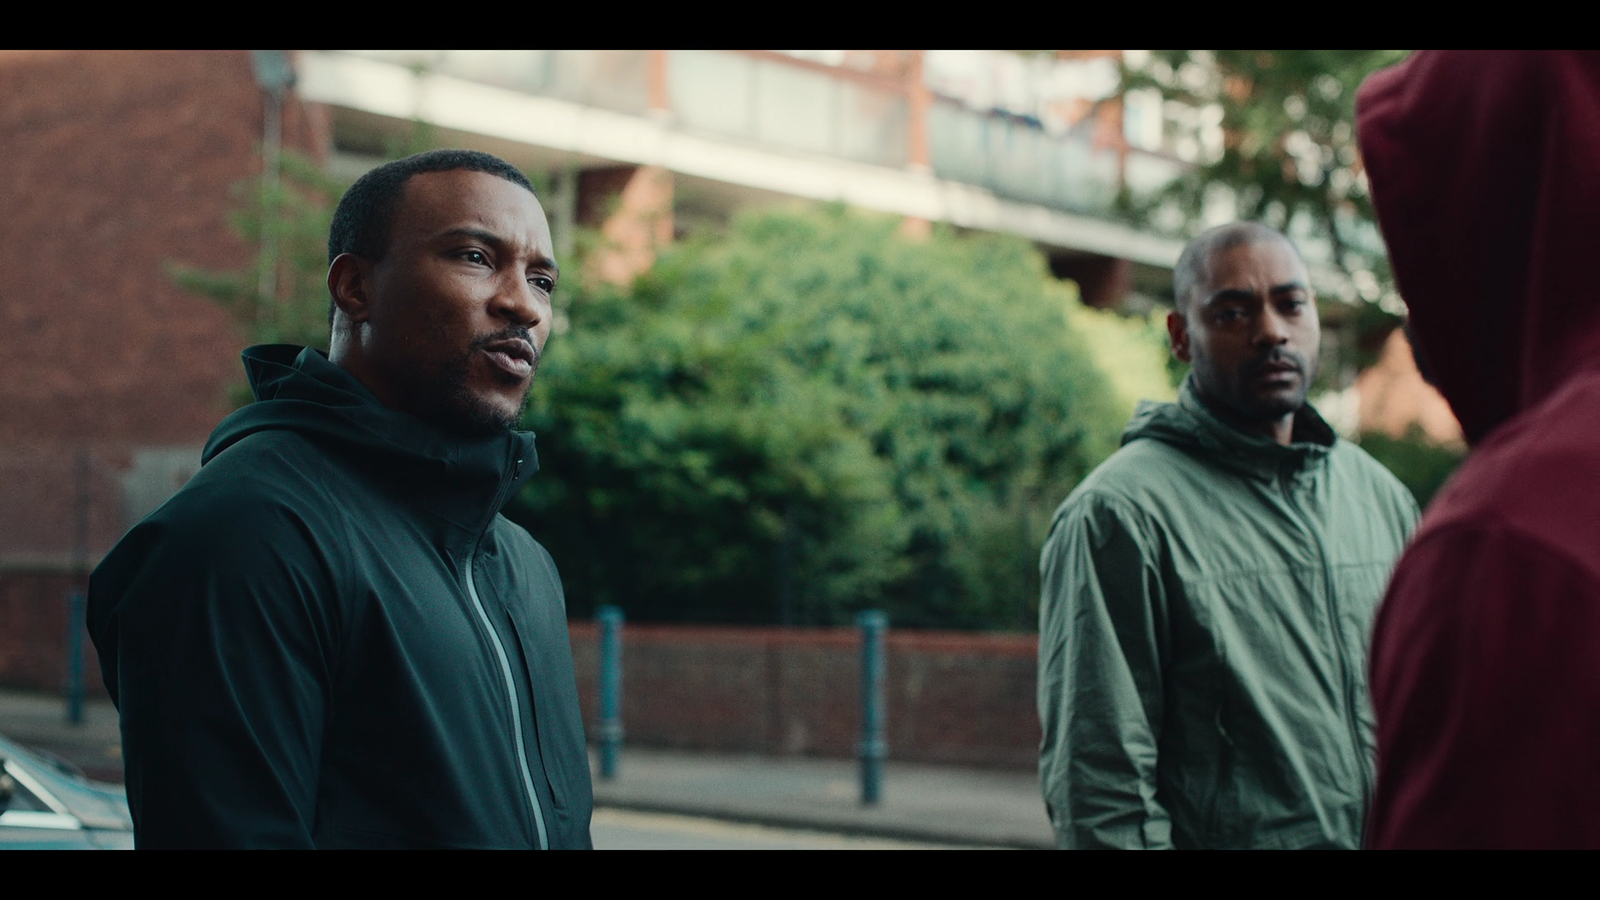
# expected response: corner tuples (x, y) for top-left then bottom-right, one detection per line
(1121, 50), (1409, 300)
(1065, 297), (1177, 416)
(169, 151), (346, 355)
(1357, 427), (1464, 510)
(512, 206), (1133, 630)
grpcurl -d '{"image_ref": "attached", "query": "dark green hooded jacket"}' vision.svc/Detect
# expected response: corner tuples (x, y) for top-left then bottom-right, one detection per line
(1037, 379), (1417, 849)
(87, 346), (593, 849)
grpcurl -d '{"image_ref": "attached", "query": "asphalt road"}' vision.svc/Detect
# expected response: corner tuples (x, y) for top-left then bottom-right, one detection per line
(591, 808), (969, 850)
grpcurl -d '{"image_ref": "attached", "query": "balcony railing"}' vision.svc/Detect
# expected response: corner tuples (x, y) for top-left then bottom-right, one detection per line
(333, 50), (1183, 223)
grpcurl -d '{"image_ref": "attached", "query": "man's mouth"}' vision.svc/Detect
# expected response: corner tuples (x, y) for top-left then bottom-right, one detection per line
(1247, 354), (1304, 384)
(479, 335), (537, 380)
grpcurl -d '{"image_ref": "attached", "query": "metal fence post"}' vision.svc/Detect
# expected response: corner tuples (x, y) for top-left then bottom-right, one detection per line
(858, 609), (887, 805)
(597, 605), (624, 781)
(65, 588), (86, 725)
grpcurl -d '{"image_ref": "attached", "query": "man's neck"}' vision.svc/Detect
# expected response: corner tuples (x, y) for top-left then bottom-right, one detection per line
(1193, 385), (1296, 446)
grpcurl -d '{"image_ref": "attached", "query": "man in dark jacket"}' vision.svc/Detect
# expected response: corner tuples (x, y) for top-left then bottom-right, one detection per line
(87, 149), (593, 848)
(1037, 223), (1418, 849)
(1359, 51), (1600, 849)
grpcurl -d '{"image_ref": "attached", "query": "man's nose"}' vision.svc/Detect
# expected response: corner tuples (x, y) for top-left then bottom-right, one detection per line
(1254, 307), (1290, 346)
(491, 275), (546, 328)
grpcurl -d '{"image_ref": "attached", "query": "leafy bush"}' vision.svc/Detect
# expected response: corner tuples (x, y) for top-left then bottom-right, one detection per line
(1357, 427), (1464, 510)
(512, 206), (1131, 629)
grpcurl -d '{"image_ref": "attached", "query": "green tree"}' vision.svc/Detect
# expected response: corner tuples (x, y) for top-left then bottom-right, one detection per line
(168, 116), (444, 370)
(1123, 50), (1407, 289)
(1122, 51), (1421, 394)
(169, 151), (346, 356)
(513, 206), (1130, 630)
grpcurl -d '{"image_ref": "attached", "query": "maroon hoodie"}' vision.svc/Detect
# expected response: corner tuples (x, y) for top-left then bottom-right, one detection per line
(1358, 50), (1600, 848)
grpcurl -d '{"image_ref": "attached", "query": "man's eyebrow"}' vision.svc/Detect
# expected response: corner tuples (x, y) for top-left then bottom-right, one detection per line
(1202, 281), (1310, 307)
(1202, 287), (1257, 306)
(437, 227), (560, 275)
(438, 226), (504, 245)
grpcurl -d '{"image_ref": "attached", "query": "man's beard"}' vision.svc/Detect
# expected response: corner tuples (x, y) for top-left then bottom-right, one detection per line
(1193, 346), (1316, 424)
(429, 326), (540, 437)
(1236, 347), (1314, 419)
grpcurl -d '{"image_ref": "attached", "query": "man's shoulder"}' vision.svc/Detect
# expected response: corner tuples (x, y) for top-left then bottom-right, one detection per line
(1045, 439), (1205, 549)
(1325, 439), (1421, 524)
(489, 515), (558, 571)
(1422, 387), (1600, 565)
(89, 432), (348, 637)
(1062, 437), (1217, 514)
(125, 430), (348, 561)
(1327, 438), (1413, 495)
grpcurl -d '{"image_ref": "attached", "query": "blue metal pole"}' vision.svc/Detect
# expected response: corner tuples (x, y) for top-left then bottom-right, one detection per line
(597, 605), (624, 781)
(858, 609), (887, 805)
(65, 588), (85, 725)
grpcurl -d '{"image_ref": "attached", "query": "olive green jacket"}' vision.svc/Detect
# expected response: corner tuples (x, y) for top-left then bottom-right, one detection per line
(1037, 379), (1417, 849)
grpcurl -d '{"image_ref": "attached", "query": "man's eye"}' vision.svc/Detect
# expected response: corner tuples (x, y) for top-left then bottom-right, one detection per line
(530, 276), (555, 293)
(461, 250), (489, 265)
(1216, 308), (1247, 323)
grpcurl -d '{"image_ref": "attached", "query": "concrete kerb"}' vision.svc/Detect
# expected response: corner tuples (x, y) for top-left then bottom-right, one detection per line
(589, 747), (1054, 850)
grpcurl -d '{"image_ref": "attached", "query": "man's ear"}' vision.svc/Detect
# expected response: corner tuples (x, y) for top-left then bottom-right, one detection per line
(1167, 308), (1192, 363)
(328, 253), (375, 324)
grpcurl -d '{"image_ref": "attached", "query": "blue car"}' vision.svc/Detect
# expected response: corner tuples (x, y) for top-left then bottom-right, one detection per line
(0, 733), (132, 849)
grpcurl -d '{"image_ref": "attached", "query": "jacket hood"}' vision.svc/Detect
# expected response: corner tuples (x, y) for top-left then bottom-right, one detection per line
(204, 345), (539, 528)
(1122, 376), (1335, 481)
(1357, 51), (1600, 444)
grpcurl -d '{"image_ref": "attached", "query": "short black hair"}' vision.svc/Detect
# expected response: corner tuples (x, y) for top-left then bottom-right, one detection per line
(327, 149), (536, 266)
(325, 150), (536, 329)
(1172, 221), (1301, 313)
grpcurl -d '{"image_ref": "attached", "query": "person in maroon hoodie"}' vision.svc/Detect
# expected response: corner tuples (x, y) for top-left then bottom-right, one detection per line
(1357, 50), (1600, 848)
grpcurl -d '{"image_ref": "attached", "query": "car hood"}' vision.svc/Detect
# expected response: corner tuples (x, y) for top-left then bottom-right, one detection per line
(0, 733), (131, 831)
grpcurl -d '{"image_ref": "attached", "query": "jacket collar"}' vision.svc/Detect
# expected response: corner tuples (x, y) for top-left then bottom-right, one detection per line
(207, 345), (539, 537)
(1124, 375), (1335, 482)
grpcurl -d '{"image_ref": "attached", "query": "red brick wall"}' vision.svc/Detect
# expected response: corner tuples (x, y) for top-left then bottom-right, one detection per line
(0, 50), (326, 579)
(1, 604), (1040, 770)
(0, 50), (328, 699)
(1, 50), (297, 449)
(569, 622), (1039, 770)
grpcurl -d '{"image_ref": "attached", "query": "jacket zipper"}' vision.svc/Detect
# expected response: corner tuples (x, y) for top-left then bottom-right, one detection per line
(1281, 464), (1370, 810)
(465, 454), (549, 850)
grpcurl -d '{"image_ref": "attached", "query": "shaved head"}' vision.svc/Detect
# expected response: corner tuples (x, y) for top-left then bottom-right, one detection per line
(1173, 222), (1301, 313)
(1165, 222), (1319, 446)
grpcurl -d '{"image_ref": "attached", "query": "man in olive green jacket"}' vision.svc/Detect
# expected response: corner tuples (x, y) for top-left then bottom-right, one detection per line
(1037, 223), (1418, 849)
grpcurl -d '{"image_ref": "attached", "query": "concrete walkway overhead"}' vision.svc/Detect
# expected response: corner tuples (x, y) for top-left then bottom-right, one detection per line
(0, 688), (1055, 849)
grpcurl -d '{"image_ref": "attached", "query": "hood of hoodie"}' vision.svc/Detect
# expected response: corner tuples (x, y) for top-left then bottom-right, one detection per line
(1122, 375), (1335, 482)
(1357, 51), (1600, 445)
(203, 345), (538, 531)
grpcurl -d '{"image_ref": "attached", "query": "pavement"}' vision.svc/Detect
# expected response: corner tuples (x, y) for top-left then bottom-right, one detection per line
(590, 747), (1052, 848)
(0, 687), (1054, 849)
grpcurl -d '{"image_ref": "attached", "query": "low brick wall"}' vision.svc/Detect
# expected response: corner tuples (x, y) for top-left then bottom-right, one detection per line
(569, 622), (1039, 770)
(0, 584), (1041, 771)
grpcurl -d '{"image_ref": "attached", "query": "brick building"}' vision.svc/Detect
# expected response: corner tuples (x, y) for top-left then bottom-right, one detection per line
(1, 51), (1446, 769)
(0, 50), (326, 691)
(0, 49), (1183, 701)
